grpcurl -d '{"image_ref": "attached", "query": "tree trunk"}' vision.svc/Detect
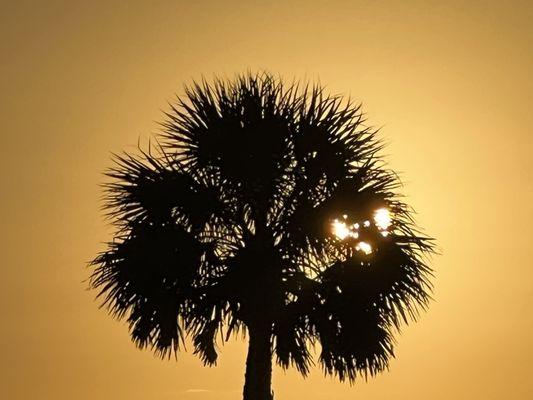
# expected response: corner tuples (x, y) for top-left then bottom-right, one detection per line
(243, 322), (273, 400)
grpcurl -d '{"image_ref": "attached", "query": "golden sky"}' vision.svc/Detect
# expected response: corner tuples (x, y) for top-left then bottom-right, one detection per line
(1, 1), (532, 399)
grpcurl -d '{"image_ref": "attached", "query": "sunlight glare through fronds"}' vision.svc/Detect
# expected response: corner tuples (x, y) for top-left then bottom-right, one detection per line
(355, 241), (372, 255)
(332, 219), (351, 240)
(374, 208), (391, 231)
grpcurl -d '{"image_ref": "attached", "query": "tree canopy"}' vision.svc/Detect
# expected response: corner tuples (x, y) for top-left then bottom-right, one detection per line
(90, 72), (434, 390)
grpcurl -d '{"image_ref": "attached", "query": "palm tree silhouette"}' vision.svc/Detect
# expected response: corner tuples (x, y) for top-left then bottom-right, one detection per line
(90, 72), (434, 400)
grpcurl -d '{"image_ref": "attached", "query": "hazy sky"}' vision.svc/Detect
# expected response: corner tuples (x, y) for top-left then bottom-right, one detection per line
(1, 1), (532, 399)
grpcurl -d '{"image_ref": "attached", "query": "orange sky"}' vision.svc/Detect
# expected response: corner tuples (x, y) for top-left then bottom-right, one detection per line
(1, 1), (532, 399)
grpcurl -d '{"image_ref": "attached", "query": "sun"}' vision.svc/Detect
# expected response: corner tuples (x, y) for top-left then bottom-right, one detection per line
(374, 208), (391, 231)
(331, 208), (392, 254)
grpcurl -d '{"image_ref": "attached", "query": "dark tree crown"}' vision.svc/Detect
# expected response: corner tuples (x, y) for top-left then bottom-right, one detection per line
(91, 72), (434, 382)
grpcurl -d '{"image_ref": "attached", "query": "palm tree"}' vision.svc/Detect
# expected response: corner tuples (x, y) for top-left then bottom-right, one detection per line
(90, 72), (434, 400)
